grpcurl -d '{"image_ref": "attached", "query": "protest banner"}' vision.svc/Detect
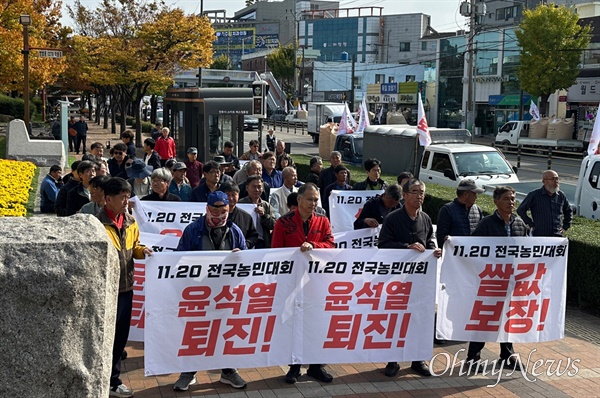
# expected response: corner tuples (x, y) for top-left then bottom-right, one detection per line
(436, 236), (568, 343)
(328, 190), (383, 232)
(333, 226), (380, 249)
(144, 248), (437, 375)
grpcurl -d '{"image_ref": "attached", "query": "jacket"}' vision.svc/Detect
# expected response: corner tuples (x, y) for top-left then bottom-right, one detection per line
(55, 178), (79, 216)
(155, 136), (176, 160)
(97, 208), (146, 293)
(66, 183), (91, 216)
(352, 178), (388, 191)
(271, 209), (334, 249)
(177, 217), (247, 251)
(40, 174), (61, 213)
(472, 211), (528, 237)
(238, 197), (277, 248)
(144, 151), (162, 171)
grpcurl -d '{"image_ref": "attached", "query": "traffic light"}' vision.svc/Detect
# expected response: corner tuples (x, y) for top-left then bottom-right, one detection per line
(252, 81), (268, 118)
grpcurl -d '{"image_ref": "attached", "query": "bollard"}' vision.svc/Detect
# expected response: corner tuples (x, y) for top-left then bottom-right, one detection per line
(517, 145), (521, 169)
(547, 148), (552, 169)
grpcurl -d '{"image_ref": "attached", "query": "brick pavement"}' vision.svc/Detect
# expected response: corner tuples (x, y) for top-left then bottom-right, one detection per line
(64, 122), (600, 398)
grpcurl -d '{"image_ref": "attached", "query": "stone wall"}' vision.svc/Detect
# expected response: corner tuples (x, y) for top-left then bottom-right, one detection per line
(6, 119), (66, 167)
(0, 215), (119, 397)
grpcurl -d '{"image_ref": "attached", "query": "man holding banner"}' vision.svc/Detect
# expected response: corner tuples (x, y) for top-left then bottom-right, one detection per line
(354, 184), (401, 230)
(173, 191), (249, 391)
(378, 179), (441, 378)
(271, 183), (335, 384)
(466, 186), (528, 372)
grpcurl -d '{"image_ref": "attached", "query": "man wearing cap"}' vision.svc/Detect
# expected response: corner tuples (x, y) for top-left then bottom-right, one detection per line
(169, 162), (193, 201)
(213, 156), (234, 184)
(184, 147), (203, 188)
(173, 191), (249, 392)
(238, 175), (276, 248)
(436, 179), (485, 248)
(323, 164), (352, 217)
(271, 183), (335, 384)
(219, 141), (240, 177)
(353, 184), (402, 230)
(142, 168), (181, 201)
(125, 159), (153, 198)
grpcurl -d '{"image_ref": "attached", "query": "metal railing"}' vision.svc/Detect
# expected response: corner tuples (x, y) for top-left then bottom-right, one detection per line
(493, 142), (585, 169)
(264, 119), (308, 135)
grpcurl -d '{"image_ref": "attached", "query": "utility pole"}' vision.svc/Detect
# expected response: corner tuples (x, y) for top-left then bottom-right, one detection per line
(466, 0), (476, 134)
(350, 54), (356, 111)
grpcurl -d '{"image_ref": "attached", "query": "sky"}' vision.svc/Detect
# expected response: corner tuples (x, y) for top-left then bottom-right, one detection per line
(61, 0), (468, 32)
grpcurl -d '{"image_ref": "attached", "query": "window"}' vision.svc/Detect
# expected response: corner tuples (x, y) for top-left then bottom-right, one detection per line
(589, 161), (600, 189)
(406, 76), (416, 82)
(388, 77), (395, 83)
(375, 74), (385, 84)
(399, 42), (411, 52)
(496, 8), (505, 20)
(431, 153), (452, 173)
(421, 151), (431, 169)
(421, 41), (428, 51)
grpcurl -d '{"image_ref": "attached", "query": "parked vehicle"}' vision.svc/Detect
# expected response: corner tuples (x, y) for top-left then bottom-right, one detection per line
(243, 115), (259, 131)
(574, 154), (600, 219)
(495, 120), (584, 152)
(285, 110), (308, 123)
(270, 108), (287, 122)
(307, 102), (346, 143)
(334, 125), (519, 190)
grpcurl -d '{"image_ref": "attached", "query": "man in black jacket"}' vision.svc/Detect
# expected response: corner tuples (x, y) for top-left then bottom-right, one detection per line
(466, 186), (528, 372)
(378, 179), (441, 378)
(66, 161), (97, 215)
(354, 184), (401, 229)
(55, 160), (81, 216)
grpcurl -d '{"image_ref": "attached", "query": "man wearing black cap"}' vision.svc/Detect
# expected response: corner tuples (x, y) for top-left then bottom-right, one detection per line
(219, 141), (240, 177)
(213, 156), (234, 184)
(169, 162), (192, 201)
(173, 191), (249, 392)
(436, 179), (484, 248)
(184, 147), (203, 188)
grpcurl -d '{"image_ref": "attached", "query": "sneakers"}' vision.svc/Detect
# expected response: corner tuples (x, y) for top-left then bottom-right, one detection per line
(121, 350), (128, 360)
(109, 384), (133, 397)
(285, 364), (302, 384)
(384, 361), (400, 377)
(500, 357), (522, 371)
(173, 372), (197, 391)
(220, 370), (247, 389)
(306, 365), (333, 383)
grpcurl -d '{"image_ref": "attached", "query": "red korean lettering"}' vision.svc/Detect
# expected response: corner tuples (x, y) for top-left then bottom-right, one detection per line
(325, 282), (354, 311)
(465, 301), (503, 332)
(222, 317), (261, 355)
(131, 261), (145, 328)
(384, 281), (412, 311)
(323, 314), (361, 349)
(178, 286), (211, 317)
(362, 313), (397, 349)
(178, 320), (221, 356)
(214, 285), (245, 314)
(504, 299), (539, 333)
(477, 280), (510, 297)
(247, 283), (277, 313)
(355, 282), (384, 310)
(479, 263), (514, 279)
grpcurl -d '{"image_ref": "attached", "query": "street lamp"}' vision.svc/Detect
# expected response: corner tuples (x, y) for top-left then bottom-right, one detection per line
(20, 14), (31, 132)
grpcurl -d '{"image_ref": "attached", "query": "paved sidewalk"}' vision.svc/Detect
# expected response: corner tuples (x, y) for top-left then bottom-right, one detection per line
(119, 306), (600, 398)
(63, 122), (600, 398)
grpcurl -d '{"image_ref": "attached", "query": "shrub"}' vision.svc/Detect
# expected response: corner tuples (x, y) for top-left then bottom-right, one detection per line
(0, 95), (24, 118)
(131, 120), (153, 134)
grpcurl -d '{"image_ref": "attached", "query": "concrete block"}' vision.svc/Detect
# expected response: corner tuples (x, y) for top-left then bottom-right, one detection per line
(6, 119), (66, 167)
(0, 214), (120, 397)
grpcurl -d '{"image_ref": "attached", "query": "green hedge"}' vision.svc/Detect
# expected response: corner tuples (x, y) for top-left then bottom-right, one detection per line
(131, 120), (153, 134)
(294, 154), (600, 311)
(0, 95), (25, 118)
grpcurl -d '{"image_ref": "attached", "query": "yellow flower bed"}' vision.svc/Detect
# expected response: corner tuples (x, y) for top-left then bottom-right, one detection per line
(0, 159), (36, 217)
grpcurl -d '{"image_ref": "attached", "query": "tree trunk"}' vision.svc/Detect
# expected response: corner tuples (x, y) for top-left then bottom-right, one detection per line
(540, 93), (550, 118)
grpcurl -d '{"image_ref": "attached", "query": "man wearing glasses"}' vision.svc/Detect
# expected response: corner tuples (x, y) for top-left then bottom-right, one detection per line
(517, 170), (572, 237)
(378, 178), (442, 378)
(240, 139), (261, 161)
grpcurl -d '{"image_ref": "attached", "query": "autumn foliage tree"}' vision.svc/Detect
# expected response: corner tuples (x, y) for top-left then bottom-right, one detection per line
(0, 0), (68, 115)
(267, 45), (295, 100)
(68, 0), (215, 142)
(516, 4), (591, 116)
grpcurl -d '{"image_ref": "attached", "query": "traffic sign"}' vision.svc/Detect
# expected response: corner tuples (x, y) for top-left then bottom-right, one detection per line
(38, 50), (63, 58)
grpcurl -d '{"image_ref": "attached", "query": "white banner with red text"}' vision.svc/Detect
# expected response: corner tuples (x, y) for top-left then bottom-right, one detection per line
(144, 248), (437, 375)
(328, 190), (383, 233)
(128, 223), (384, 342)
(436, 236), (568, 343)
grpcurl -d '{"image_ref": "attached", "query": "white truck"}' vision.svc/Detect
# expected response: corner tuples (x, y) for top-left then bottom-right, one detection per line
(285, 109), (308, 123)
(495, 120), (584, 152)
(353, 124), (520, 190)
(307, 102), (346, 143)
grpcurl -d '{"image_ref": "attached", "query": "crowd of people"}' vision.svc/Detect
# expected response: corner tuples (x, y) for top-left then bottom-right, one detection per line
(38, 126), (572, 397)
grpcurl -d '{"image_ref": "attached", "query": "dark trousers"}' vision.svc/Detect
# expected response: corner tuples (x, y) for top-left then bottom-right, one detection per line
(76, 135), (87, 154)
(68, 135), (76, 152)
(180, 368), (236, 378)
(467, 341), (514, 361)
(111, 290), (133, 387)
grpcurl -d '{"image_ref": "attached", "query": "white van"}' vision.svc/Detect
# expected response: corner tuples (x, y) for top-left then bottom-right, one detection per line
(574, 154), (600, 220)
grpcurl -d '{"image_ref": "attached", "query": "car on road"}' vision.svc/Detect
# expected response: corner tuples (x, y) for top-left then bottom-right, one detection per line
(244, 115), (260, 130)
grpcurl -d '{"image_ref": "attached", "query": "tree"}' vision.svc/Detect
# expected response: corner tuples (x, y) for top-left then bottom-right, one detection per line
(68, 0), (214, 143)
(0, 0), (68, 101)
(516, 4), (591, 116)
(211, 54), (233, 70)
(267, 45), (295, 99)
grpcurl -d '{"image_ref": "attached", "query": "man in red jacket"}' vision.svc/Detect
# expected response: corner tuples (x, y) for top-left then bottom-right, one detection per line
(154, 127), (176, 166)
(271, 182), (335, 384)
